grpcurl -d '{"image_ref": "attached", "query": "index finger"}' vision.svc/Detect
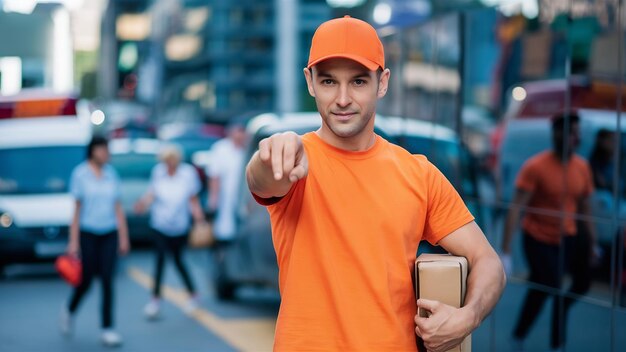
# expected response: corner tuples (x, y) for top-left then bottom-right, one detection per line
(282, 135), (299, 178)
(270, 136), (285, 180)
(416, 298), (439, 314)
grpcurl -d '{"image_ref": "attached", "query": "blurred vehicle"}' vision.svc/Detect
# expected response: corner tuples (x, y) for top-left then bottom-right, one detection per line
(0, 91), (91, 274)
(214, 112), (480, 299)
(498, 109), (626, 275)
(489, 77), (626, 171)
(108, 138), (161, 245)
(100, 100), (156, 139)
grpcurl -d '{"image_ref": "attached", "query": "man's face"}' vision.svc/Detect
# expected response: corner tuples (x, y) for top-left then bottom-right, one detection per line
(304, 58), (390, 144)
(553, 121), (580, 157)
(92, 145), (110, 165)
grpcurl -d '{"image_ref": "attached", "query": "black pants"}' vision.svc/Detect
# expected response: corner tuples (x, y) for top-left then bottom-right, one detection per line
(513, 231), (592, 349)
(152, 230), (196, 297)
(68, 231), (118, 329)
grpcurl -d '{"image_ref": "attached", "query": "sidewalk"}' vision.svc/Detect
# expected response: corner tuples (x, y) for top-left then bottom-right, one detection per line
(472, 279), (626, 352)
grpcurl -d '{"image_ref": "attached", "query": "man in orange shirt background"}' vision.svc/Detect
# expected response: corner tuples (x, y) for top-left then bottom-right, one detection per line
(246, 16), (506, 352)
(501, 112), (598, 351)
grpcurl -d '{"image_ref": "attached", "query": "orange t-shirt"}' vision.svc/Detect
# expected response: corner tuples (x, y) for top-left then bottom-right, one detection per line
(254, 132), (474, 351)
(515, 151), (594, 244)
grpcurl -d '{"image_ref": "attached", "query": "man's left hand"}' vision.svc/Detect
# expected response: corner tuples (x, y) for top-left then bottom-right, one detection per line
(414, 298), (474, 352)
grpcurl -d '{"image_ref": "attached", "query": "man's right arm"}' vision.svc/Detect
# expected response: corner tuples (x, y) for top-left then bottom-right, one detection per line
(246, 132), (308, 199)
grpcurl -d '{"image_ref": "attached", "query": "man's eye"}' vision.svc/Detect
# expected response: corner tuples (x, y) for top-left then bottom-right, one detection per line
(322, 79), (334, 85)
(354, 79), (366, 86)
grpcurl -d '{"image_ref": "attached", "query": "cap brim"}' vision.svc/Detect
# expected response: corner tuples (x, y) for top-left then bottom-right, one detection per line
(307, 54), (380, 71)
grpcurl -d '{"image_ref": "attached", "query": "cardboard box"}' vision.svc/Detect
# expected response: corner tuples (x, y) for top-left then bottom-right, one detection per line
(415, 254), (471, 352)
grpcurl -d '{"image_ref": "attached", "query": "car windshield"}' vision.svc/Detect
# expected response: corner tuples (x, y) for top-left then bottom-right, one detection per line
(110, 153), (157, 179)
(0, 146), (84, 194)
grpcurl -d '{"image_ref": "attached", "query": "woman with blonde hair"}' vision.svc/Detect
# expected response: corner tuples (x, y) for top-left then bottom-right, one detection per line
(134, 144), (205, 319)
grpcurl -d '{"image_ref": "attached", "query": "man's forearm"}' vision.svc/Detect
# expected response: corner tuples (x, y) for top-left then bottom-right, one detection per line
(462, 253), (506, 329)
(502, 208), (520, 253)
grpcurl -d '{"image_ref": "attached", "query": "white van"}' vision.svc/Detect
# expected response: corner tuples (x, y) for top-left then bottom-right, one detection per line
(0, 91), (92, 273)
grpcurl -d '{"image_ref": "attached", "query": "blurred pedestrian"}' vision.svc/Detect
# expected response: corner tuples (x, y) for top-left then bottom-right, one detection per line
(246, 16), (505, 352)
(589, 129), (626, 308)
(206, 120), (247, 281)
(501, 112), (598, 350)
(134, 144), (205, 320)
(589, 128), (616, 192)
(61, 136), (130, 347)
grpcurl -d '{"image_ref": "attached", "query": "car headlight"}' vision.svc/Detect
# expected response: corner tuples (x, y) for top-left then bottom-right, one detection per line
(0, 212), (13, 228)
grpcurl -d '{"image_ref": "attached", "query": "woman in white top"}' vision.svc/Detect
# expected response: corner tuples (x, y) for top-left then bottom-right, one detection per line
(134, 144), (205, 319)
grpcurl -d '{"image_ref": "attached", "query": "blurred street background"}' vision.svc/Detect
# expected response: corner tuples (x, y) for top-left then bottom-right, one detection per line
(1, 0), (626, 351)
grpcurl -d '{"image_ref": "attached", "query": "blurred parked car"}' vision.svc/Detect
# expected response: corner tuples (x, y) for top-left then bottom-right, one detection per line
(108, 138), (161, 244)
(0, 91), (91, 274)
(214, 112), (480, 299)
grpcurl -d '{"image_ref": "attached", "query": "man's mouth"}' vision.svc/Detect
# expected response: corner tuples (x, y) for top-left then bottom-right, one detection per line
(332, 112), (357, 121)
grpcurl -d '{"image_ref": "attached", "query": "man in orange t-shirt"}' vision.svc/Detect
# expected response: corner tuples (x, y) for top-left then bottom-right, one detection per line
(246, 16), (506, 352)
(501, 113), (598, 350)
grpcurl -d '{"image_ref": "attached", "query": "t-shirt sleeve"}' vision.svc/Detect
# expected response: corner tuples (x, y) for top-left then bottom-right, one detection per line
(251, 178), (305, 207)
(422, 160), (475, 245)
(69, 166), (83, 201)
(515, 159), (538, 192)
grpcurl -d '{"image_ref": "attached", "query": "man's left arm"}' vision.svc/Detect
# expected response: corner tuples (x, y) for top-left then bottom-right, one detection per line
(415, 221), (506, 352)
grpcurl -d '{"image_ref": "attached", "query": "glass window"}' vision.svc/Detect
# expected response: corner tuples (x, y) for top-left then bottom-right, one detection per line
(0, 146), (84, 194)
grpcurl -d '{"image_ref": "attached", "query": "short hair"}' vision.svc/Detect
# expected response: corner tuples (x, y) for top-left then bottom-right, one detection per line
(551, 112), (580, 132)
(159, 144), (183, 163)
(86, 135), (108, 160)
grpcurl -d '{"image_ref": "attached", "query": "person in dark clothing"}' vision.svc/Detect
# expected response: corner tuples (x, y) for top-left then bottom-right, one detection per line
(501, 113), (598, 351)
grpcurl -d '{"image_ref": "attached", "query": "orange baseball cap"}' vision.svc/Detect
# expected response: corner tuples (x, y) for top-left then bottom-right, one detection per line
(307, 15), (384, 71)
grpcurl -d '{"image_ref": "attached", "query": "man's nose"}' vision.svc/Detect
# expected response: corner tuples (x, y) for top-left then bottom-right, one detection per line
(335, 85), (352, 108)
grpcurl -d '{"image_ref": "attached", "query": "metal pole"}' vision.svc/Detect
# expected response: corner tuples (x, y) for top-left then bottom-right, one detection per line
(97, 0), (117, 100)
(276, 0), (299, 113)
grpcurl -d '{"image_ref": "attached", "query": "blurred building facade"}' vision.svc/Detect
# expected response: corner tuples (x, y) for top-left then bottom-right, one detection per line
(102, 0), (332, 124)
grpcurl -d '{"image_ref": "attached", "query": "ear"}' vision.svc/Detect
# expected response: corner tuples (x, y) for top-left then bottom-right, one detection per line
(303, 67), (316, 97)
(377, 68), (391, 99)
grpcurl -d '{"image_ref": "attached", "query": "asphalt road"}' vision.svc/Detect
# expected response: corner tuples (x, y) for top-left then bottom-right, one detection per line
(0, 249), (279, 352)
(1, 248), (625, 352)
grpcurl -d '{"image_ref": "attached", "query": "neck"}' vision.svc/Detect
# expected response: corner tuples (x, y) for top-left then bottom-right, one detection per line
(552, 149), (572, 162)
(316, 128), (376, 151)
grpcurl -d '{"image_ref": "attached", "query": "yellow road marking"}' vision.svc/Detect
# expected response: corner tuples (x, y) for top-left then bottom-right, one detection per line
(128, 266), (276, 352)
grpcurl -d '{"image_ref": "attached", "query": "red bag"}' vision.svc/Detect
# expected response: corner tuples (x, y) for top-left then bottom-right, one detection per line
(55, 255), (82, 287)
